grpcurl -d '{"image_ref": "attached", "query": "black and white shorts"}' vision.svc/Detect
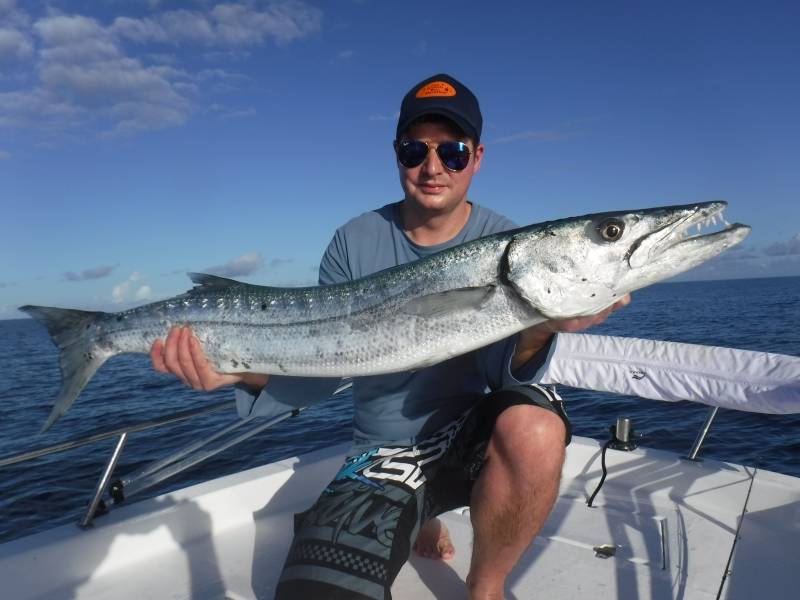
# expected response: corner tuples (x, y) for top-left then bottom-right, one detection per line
(275, 384), (570, 600)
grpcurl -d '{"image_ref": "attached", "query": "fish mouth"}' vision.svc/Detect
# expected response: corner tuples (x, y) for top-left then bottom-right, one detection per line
(628, 201), (751, 269)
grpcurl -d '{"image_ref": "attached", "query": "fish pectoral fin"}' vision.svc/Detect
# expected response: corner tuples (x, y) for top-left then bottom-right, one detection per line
(400, 286), (496, 318)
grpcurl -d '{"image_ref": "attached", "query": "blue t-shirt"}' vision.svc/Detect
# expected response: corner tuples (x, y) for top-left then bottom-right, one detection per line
(236, 201), (545, 451)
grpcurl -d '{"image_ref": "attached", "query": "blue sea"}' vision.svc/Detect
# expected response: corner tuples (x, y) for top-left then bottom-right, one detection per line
(1, 277), (798, 544)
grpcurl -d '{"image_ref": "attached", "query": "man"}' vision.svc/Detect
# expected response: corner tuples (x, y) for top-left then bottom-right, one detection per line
(152, 73), (629, 600)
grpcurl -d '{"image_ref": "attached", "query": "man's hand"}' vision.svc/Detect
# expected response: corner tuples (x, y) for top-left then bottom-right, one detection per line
(150, 326), (268, 392)
(511, 294), (632, 370)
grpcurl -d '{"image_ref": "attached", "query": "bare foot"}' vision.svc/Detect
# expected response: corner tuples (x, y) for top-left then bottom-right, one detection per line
(413, 517), (455, 560)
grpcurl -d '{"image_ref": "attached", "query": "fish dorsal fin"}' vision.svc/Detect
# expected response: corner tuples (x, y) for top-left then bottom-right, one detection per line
(186, 272), (244, 293)
(400, 286), (496, 318)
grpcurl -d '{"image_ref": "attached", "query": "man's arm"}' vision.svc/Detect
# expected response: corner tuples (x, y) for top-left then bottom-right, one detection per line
(511, 295), (632, 371)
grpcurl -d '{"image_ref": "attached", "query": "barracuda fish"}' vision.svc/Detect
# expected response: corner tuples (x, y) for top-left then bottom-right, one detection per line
(22, 201), (749, 431)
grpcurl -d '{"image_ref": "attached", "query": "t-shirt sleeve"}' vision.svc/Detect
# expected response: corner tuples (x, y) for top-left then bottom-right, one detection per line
(235, 232), (348, 419)
(480, 333), (558, 390)
(319, 229), (352, 285)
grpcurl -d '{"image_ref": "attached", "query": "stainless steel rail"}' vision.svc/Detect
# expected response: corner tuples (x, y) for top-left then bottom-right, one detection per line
(685, 406), (720, 461)
(1, 380), (354, 528)
(0, 400), (235, 468)
(80, 433), (128, 529)
(121, 409), (302, 499)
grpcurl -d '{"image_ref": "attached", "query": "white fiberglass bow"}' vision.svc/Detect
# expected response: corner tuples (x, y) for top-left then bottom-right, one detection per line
(535, 334), (800, 414)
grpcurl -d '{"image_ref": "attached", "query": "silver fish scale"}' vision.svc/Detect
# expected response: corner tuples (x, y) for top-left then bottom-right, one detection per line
(91, 231), (541, 376)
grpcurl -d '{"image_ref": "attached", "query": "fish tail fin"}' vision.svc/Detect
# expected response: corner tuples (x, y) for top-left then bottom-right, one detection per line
(19, 305), (111, 433)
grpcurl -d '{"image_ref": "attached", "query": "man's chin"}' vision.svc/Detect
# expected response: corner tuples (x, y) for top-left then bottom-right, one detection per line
(407, 197), (454, 214)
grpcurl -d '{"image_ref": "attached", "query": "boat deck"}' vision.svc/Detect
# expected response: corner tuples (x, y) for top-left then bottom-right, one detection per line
(1, 436), (798, 599)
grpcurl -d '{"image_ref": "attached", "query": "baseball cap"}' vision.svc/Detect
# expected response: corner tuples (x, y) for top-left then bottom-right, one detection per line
(396, 73), (482, 143)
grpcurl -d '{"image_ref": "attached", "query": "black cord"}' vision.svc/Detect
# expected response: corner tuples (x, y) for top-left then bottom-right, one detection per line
(587, 439), (612, 507)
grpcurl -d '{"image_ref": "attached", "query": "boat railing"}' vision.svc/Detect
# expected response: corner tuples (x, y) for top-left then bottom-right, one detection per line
(685, 406), (720, 461)
(0, 381), (353, 529)
(0, 382), (719, 530)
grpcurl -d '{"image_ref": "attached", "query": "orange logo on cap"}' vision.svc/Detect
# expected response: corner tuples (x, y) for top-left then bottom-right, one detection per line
(416, 81), (456, 98)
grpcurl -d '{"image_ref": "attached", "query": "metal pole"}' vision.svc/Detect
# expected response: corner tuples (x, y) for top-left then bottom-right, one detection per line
(122, 408), (303, 499)
(0, 400), (234, 468)
(685, 407), (719, 461)
(119, 416), (254, 487)
(80, 432), (128, 529)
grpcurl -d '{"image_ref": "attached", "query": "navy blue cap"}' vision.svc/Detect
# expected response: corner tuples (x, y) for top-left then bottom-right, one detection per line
(396, 73), (482, 142)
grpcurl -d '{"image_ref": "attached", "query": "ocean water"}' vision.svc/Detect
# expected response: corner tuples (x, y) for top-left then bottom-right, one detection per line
(0, 276), (798, 544)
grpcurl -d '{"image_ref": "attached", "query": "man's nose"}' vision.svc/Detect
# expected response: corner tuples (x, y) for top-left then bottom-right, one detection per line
(420, 146), (443, 175)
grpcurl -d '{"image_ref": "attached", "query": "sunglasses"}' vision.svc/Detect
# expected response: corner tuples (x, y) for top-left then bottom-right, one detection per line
(394, 139), (472, 172)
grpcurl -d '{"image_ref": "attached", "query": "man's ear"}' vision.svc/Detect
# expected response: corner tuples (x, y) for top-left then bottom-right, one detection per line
(472, 143), (485, 173)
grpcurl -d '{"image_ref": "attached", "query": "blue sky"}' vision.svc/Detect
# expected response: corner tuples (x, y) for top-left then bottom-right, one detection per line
(1, 0), (799, 318)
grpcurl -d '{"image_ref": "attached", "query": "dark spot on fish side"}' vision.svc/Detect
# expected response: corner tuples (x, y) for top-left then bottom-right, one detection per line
(278, 363), (288, 374)
(231, 359), (239, 368)
(591, 293), (596, 297)
(581, 278), (588, 282)
(242, 362), (251, 370)
(116, 315), (123, 322)
(547, 288), (551, 294)
(261, 302), (267, 310)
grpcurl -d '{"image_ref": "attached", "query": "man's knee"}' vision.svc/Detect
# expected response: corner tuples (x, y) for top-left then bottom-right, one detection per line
(490, 404), (567, 463)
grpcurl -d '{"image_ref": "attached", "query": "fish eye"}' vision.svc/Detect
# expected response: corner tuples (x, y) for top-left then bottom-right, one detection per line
(597, 219), (625, 242)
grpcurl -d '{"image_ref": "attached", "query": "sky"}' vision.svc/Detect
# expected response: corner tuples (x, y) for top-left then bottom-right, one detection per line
(1, 0), (799, 319)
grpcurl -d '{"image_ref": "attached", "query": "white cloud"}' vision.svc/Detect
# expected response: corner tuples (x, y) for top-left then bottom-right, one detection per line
(269, 257), (293, 267)
(764, 233), (800, 257)
(708, 243), (762, 262)
(211, 2), (322, 46)
(110, 2), (322, 47)
(64, 265), (115, 282)
(35, 14), (106, 48)
(135, 285), (152, 301)
(0, 27), (33, 63)
(0, 13), (191, 136)
(0, 2), (322, 140)
(112, 272), (150, 304)
(0, 1), (28, 28)
(336, 49), (354, 60)
(204, 251), (264, 277)
(111, 16), (170, 44)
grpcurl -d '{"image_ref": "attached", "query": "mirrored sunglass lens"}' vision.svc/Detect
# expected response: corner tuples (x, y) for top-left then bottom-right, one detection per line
(398, 140), (428, 168)
(437, 142), (470, 171)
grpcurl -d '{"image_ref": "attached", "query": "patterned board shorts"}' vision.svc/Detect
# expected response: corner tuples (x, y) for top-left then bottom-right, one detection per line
(275, 384), (571, 600)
